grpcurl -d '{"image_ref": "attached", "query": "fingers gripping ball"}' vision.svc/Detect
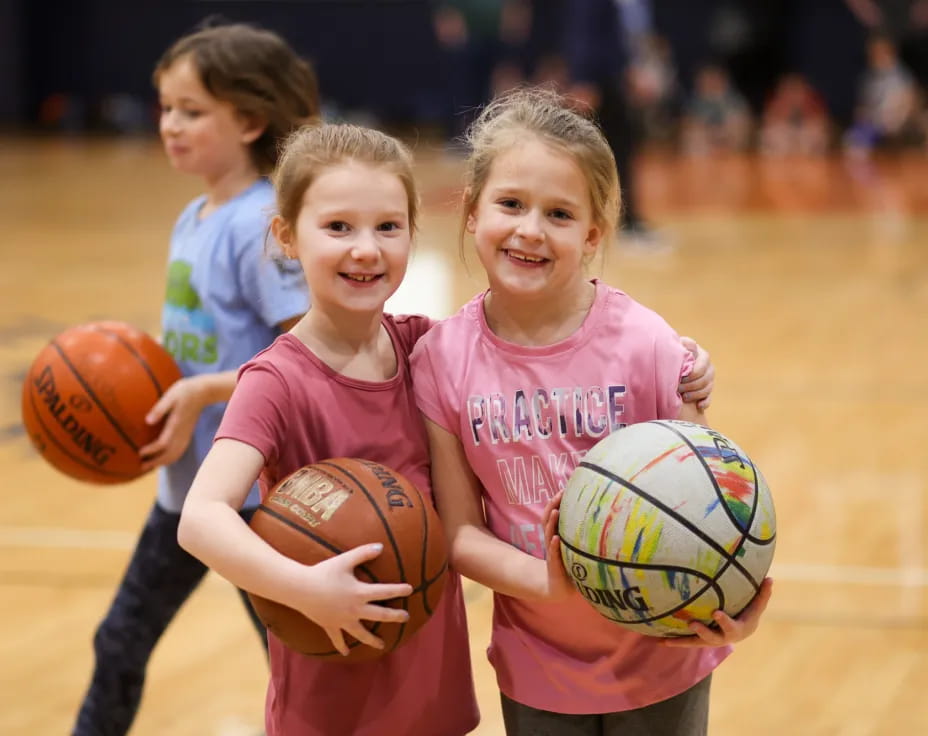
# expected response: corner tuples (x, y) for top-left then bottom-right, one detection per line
(558, 420), (776, 637)
(21, 321), (182, 484)
(248, 458), (449, 662)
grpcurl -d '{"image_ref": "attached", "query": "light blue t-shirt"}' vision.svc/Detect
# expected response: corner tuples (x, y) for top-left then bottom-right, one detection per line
(157, 178), (309, 512)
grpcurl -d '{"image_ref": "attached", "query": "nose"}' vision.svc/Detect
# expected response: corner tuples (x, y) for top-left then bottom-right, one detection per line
(515, 208), (545, 243)
(160, 108), (180, 136)
(350, 231), (380, 261)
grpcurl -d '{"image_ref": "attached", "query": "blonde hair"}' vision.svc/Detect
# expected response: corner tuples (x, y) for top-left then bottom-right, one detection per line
(461, 87), (620, 246)
(273, 123), (419, 233)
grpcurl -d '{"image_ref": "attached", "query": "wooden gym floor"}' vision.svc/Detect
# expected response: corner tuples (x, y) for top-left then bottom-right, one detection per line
(0, 138), (926, 735)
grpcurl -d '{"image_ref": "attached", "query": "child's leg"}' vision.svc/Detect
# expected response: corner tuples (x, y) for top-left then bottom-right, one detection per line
(602, 674), (712, 736)
(72, 502), (210, 736)
(500, 693), (600, 736)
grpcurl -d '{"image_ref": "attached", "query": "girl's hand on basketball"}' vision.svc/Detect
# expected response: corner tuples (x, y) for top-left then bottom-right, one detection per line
(662, 578), (774, 648)
(139, 377), (205, 471)
(300, 543), (413, 657)
(542, 492), (575, 601)
(678, 336), (714, 411)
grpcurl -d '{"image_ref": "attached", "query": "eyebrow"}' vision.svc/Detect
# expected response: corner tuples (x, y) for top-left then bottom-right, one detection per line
(316, 208), (408, 220)
(489, 186), (584, 210)
(159, 95), (205, 105)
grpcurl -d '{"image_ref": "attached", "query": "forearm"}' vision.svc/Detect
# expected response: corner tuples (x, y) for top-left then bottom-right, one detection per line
(451, 523), (550, 600)
(192, 370), (239, 405)
(677, 400), (707, 425)
(178, 499), (309, 606)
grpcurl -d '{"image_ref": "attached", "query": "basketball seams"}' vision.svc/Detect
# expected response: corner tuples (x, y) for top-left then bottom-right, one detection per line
(653, 420), (757, 538)
(577, 459), (761, 590)
(254, 460), (446, 659)
(252, 504), (397, 659)
(91, 324), (172, 395)
(317, 460), (408, 584)
(417, 493), (434, 616)
(254, 504), (382, 583)
(315, 460), (410, 652)
(50, 340), (142, 453)
(654, 420), (775, 547)
(24, 389), (138, 481)
(413, 560), (448, 596)
(561, 537), (726, 626)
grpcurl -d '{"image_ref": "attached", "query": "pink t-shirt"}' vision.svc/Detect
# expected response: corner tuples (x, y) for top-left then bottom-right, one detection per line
(217, 316), (479, 736)
(411, 281), (730, 714)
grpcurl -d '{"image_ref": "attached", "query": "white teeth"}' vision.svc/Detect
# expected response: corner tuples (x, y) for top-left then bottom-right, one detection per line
(344, 274), (377, 282)
(508, 251), (545, 263)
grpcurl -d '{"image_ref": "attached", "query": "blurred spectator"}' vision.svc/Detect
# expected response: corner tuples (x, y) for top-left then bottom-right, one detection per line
(681, 64), (752, 155)
(759, 73), (831, 156)
(630, 33), (679, 142)
(431, 0), (530, 140)
(491, 0), (533, 94)
(562, 0), (657, 240)
(844, 34), (926, 156)
(844, 0), (928, 86)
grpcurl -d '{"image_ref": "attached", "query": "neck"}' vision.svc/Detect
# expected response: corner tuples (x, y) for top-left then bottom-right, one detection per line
(295, 305), (384, 353)
(484, 280), (596, 346)
(202, 161), (261, 213)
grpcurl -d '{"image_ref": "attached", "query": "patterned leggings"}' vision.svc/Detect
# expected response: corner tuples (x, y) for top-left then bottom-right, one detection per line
(72, 502), (267, 736)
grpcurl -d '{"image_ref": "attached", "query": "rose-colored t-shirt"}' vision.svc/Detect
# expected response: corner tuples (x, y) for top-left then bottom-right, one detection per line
(217, 315), (479, 736)
(411, 282), (730, 714)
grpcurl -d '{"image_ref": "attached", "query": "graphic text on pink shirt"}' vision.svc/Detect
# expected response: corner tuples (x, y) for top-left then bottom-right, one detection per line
(466, 385), (627, 446)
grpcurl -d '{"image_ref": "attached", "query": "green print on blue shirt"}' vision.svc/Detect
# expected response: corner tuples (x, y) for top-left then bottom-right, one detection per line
(163, 260), (218, 365)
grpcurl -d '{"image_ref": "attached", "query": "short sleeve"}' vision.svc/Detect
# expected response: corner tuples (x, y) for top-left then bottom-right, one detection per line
(410, 336), (458, 433)
(391, 313), (437, 353)
(653, 332), (693, 420)
(215, 360), (290, 466)
(233, 215), (309, 328)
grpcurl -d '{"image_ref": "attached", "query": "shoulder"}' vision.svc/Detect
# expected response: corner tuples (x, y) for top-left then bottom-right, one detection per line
(238, 338), (292, 386)
(226, 180), (275, 242)
(172, 195), (206, 233)
(386, 313), (437, 355)
(413, 294), (483, 352)
(602, 285), (676, 336)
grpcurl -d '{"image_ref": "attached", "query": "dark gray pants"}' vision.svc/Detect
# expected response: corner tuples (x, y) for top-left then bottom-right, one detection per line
(72, 502), (267, 736)
(500, 674), (712, 736)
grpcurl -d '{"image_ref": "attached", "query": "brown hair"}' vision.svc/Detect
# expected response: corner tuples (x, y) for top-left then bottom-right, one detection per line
(153, 23), (320, 174)
(273, 123), (419, 233)
(461, 86), (620, 246)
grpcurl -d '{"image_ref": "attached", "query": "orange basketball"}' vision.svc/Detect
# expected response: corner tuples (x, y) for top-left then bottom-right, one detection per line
(21, 321), (182, 484)
(248, 458), (449, 663)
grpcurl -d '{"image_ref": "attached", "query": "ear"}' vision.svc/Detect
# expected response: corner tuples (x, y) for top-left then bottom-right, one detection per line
(239, 112), (268, 145)
(271, 215), (296, 259)
(583, 222), (603, 257)
(463, 190), (478, 234)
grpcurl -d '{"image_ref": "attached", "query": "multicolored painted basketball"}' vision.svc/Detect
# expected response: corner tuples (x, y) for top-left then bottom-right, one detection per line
(20, 321), (182, 484)
(558, 420), (776, 637)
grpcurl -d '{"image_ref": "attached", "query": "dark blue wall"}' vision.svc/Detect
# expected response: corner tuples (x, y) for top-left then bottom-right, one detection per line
(9, 1), (445, 128)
